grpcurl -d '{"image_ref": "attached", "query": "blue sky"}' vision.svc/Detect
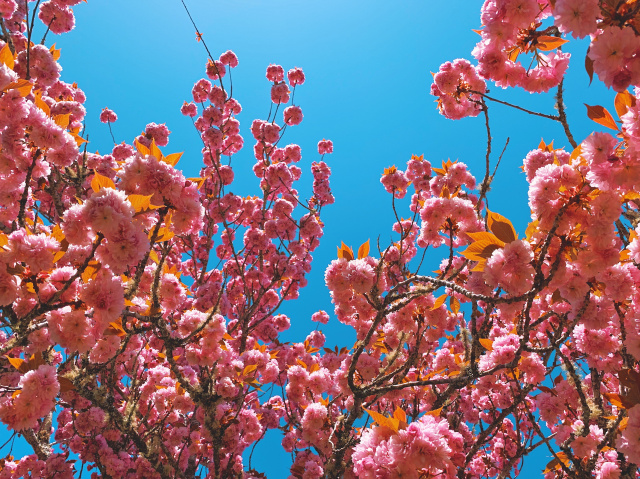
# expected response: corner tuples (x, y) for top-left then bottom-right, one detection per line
(4, 0), (619, 476)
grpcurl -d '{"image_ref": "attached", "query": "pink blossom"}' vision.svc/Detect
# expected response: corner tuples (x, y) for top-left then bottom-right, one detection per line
(266, 64), (285, 82)
(552, 0), (600, 38)
(317, 139), (333, 155)
(219, 50), (238, 68)
(206, 59), (226, 80)
(287, 67), (305, 86)
(271, 82), (290, 104)
(38, 1), (75, 34)
(283, 105), (303, 126)
(99, 107), (117, 123)
(311, 310), (330, 324)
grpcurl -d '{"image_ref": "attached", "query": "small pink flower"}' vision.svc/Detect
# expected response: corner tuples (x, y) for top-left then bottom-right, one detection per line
(317, 139), (333, 155)
(181, 101), (197, 117)
(206, 59), (226, 80)
(283, 105), (303, 126)
(311, 310), (330, 324)
(287, 67), (305, 86)
(266, 64), (285, 82)
(99, 107), (117, 123)
(271, 83), (290, 104)
(219, 50), (238, 68)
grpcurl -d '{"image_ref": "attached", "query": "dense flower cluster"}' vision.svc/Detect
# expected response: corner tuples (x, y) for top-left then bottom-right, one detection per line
(1, 1), (640, 479)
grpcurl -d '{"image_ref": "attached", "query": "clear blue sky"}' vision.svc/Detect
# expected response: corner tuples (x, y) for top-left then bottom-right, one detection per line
(5, 0), (618, 476)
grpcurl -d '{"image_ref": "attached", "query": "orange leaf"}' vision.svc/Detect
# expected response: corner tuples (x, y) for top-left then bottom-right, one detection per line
(479, 338), (494, 351)
(393, 407), (407, 424)
(243, 364), (258, 375)
(364, 408), (399, 433)
(569, 144), (582, 165)
(163, 152), (183, 167)
(585, 104), (619, 131)
(0, 44), (14, 70)
(149, 139), (162, 161)
(151, 226), (174, 243)
(49, 43), (61, 61)
(107, 319), (126, 337)
(461, 240), (502, 262)
(337, 242), (354, 261)
(34, 91), (50, 117)
(5, 356), (25, 372)
(431, 294), (448, 310)
(536, 35), (569, 51)
(91, 172), (115, 192)
(471, 260), (487, 272)
(425, 407), (443, 416)
(128, 194), (161, 212)
(51, 224), (65, 242)
(487, 210), (517, 244)
(466, 231), (505, 247)
(544, 451), (570, 473)
(619, 416), (629, 431)
(357, 239), (370, 259)
(603, 392), (632, 409)
(80, 261), (101, 284)
(53, 250), (66, 264)
(508, 47), (520, 63)
(615, 90), (636, 119)
(134, 139), (150, 156)
(53, 114), (70, 129)
(5, 79), (33, 97)
(449, 296), (460, 315)
(187, 177), (206, 189)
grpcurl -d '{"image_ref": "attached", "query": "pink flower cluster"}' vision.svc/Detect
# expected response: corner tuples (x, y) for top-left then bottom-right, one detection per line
(431, 59), (486, 119)
(468, 0), (570, 92)
(352, 415), (464, 478)
(0, 365), (59, 431)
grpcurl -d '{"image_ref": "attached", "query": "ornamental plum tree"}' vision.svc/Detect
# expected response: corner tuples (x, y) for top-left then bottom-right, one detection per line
(1, 1), (640, 479)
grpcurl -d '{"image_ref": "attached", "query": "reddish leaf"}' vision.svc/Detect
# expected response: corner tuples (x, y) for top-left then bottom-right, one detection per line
(487, 210), (517, 244)
(585, 104), (619, 131)
(337, 242), (354, 261)
(58, 376), (75, 393)
(585, 51), (594, 85)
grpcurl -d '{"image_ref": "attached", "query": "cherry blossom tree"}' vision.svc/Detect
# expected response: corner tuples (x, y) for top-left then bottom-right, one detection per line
(1, 1), (640, 478)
